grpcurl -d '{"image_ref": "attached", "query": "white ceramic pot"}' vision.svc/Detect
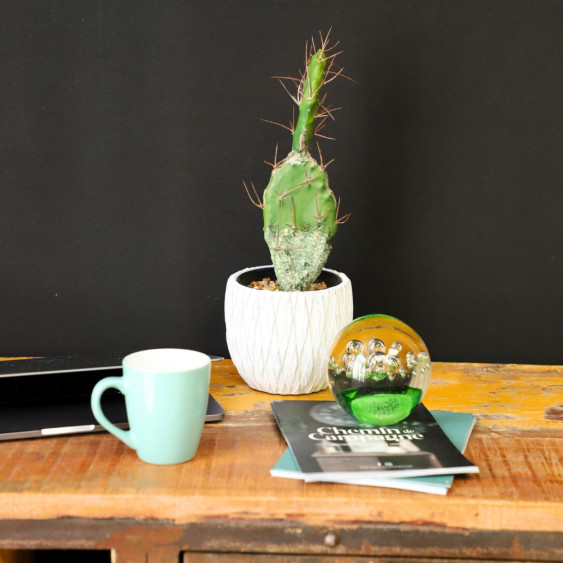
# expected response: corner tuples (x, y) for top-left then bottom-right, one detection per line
(225, 265), (353, 394)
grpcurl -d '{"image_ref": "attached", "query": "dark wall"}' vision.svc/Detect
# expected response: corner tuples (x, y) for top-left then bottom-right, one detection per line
(1, 1), (562, 364)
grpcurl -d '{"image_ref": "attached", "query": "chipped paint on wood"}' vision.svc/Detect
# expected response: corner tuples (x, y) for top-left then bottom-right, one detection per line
(545, 404), (563, 421)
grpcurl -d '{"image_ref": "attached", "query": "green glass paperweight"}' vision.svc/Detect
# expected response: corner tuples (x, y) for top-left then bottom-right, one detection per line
(326, 314), (431, 425)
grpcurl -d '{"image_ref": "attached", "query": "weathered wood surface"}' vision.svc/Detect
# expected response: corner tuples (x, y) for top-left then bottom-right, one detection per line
(0, 360), (561, 561)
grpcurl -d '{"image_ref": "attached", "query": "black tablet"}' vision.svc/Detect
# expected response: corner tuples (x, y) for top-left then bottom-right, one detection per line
(0, 353), (225, 441)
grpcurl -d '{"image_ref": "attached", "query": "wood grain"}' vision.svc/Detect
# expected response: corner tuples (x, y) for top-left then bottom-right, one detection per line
(0, 360), (560, 539)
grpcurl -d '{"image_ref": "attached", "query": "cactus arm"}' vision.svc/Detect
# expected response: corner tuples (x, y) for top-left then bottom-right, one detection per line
(292, 49), (327, 153)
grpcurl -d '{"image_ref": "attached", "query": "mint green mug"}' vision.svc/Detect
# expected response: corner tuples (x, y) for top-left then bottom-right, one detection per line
(91, 348), (211, 465)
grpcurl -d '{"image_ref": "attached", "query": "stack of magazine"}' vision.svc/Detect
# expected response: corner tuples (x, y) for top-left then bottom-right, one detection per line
(270, 400), (479, 495)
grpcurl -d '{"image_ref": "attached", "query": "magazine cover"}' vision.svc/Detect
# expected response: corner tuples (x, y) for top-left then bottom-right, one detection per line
(271, 400), (479, 480)
(271, 409), (477, 494)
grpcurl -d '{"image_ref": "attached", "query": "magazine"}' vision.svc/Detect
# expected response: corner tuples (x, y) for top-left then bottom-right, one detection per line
(271, 401), (479, 482)
(271, 409), (477, 494)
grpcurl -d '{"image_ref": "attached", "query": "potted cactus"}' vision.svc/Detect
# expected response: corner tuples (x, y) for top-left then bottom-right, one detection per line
(225, 32), (353, 394)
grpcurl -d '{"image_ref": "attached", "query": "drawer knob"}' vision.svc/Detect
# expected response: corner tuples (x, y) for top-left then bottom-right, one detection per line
(324, 531), (339, 548)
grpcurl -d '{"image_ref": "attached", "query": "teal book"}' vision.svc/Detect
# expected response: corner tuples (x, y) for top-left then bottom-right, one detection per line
(271, 405), (477, 495)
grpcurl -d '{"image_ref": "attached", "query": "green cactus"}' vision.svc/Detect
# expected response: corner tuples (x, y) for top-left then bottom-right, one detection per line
(248, 34), (348, 291)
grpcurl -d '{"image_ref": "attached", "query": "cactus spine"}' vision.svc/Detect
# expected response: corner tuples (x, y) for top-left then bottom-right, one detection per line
(258, 35), (346, 291)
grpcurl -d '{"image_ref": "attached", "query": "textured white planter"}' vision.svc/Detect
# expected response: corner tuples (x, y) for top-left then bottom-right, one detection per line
(225, 265), (353, 394)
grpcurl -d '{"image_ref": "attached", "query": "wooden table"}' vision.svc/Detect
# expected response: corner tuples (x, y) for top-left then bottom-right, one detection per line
(0, 360), (561, 562)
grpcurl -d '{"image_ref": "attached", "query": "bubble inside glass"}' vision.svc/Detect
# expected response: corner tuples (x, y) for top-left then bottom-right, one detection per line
(327, 314), (431, 425)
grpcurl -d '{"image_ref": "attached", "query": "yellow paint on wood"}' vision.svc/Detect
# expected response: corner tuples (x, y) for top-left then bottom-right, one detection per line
(212, 360), (563, 430)
(423, 362), (563, 430)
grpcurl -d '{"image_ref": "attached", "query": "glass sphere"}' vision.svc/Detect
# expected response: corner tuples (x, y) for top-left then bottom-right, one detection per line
(326, 314), (431, 426)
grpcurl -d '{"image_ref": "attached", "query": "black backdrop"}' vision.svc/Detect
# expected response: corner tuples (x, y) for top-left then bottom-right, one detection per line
(1, 1), (562, 364)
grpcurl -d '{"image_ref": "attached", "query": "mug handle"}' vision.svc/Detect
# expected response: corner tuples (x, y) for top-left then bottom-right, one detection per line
(91, 377), (135, 450)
